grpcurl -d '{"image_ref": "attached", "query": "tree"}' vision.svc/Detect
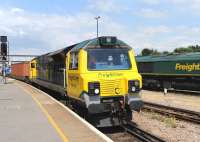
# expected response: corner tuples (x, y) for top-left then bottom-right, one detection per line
(162, 51), (169, 54)
(174, 47), (193, 53)
(188, 45), (200, 52)
(141, 48), (162, 56)
(174, 45), (200, 53)
(152, 49), (161, 55)
(140, 44), (200, 56)
(141, 48), (153, 56)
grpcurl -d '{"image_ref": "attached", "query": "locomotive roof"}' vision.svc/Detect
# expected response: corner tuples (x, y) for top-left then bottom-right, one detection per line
(70, 36), (130, 52)
(136, 52), (200, 62)
(39, 36), (131, 58)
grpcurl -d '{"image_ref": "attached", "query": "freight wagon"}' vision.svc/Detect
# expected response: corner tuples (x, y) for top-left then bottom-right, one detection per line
(11, 62), (30, 81)
(136, 53), (200, 92)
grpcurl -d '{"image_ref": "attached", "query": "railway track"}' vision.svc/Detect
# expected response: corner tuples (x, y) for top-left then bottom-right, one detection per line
(143, 101), (200, 124)
(121, 121), (165, 142)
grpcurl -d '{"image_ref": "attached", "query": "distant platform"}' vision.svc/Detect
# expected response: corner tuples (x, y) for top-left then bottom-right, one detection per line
(0, 78), (112, 142)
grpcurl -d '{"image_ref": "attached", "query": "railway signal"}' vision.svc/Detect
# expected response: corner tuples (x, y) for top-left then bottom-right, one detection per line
(0, 36), (7, 42)
(0, 36), (8, 60)
(1, 43), (7, 56)
(0, 36), (8, 84)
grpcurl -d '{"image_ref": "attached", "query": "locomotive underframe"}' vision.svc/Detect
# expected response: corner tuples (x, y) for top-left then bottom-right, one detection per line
(142, 74), (200, 91)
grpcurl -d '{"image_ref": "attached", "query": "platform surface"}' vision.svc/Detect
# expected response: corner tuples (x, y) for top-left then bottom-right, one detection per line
(0, 77), (111, 142)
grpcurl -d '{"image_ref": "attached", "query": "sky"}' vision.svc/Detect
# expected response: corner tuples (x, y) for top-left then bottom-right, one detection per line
(0, 0), (200, 55)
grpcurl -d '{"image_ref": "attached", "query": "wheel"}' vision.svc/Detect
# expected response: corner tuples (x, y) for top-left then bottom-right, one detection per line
(125, 105), (132, 121)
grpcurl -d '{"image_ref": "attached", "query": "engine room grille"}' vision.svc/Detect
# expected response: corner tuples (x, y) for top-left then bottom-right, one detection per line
(100, 79), (121, 96)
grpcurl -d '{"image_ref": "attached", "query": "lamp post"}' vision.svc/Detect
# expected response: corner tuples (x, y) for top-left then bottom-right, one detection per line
(94, 16), (100, 38)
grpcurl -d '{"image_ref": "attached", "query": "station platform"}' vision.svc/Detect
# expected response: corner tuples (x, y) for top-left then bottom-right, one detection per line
(0, 77), (112, 142)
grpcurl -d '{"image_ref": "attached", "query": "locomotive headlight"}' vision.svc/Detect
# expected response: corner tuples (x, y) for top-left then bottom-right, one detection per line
(88, 82), (100, 95)
(131, 86), (136, 92)
(128, 80), (140, 93)
(94, 88), (100, 94)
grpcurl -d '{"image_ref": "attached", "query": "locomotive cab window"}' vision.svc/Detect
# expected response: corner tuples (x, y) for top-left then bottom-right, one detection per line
(69, 52), (78, 70)
(31, 63), (35, 68)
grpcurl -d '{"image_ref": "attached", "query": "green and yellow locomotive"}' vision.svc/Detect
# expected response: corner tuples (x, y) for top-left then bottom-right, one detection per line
(29, 36), (143, 126)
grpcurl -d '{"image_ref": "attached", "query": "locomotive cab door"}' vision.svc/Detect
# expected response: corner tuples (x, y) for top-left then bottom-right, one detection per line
(67, 51), (81, 99)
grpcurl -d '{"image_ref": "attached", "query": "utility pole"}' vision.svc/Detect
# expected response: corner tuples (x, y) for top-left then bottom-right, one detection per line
(94, 16), (100, 38)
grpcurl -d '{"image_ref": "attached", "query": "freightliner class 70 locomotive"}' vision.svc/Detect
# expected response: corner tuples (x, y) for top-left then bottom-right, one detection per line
(13, 36), (143, 127)
(136, 53), (200, 92)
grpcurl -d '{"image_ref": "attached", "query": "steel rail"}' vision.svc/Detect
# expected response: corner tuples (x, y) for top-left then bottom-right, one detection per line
(121, 121), (166, 142)
(143, 101), (200, 124)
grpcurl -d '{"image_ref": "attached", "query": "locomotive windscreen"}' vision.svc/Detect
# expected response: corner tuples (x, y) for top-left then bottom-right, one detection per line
(87, 48), (131, 70)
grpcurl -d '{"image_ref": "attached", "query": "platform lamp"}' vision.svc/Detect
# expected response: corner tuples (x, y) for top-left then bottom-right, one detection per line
(94, 16), (100, 38)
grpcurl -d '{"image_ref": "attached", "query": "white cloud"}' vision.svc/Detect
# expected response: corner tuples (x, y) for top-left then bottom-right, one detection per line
(142, 0), (160, 5)
(137, 8), (167, 18)
(141, 26), (171, 35)
(10, 8), (24, 14)
(0, 6), (200, 57)
(134, 26), (200, 53)
(0, 8), (128, 56)
(169, 0), (200, 12)
(0, 8), (97, 54)
(88, 0), (127, 13)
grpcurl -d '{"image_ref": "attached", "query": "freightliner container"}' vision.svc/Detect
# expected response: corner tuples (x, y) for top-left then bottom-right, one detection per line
(11, 62), (30, 81)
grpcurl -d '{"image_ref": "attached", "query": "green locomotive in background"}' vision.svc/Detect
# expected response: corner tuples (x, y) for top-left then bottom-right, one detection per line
(136, 52), (200, 92)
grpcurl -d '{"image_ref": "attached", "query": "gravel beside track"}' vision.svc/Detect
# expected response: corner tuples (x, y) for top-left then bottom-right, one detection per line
(141, 90), (200, 112)
(143, 101), (200, 124)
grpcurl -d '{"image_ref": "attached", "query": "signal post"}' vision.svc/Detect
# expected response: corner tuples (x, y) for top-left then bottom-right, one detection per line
(0, 36), (8, 84)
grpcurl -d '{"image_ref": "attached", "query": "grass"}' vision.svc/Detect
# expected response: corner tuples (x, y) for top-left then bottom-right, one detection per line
(164, 117), (177, 128)
(149, 112), (177, 128)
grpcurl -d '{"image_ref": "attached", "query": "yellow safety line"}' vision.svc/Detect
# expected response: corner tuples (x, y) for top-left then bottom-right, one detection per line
(17, 83), (69, 142)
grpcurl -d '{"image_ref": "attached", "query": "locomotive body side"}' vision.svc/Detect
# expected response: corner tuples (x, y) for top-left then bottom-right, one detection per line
(136, 53), (200, 91)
